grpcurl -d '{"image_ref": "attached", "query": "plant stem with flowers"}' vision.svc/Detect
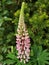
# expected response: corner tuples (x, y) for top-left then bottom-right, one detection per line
(16, 2), (30, 63)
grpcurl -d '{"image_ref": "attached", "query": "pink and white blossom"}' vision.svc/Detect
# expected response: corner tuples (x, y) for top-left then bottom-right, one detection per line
(16, 2), (30, 63)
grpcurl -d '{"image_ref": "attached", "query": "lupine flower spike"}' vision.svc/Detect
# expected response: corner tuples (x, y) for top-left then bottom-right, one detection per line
(16, 2), (30, 63)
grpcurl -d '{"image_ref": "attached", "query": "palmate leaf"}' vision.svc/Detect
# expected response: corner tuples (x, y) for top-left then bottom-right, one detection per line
(37, 50), (49, 65)
(4, 52), (18, 65)
(3, 59), (16, 65)
(32, 44), (49, 65)
(6, 52), (18, 61)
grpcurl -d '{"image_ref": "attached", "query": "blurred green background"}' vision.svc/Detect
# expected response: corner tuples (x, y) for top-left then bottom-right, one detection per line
(0, 0), (49, 65)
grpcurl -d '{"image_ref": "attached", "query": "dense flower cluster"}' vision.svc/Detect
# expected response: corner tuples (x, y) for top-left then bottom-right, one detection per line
(16, 2), (30, 63)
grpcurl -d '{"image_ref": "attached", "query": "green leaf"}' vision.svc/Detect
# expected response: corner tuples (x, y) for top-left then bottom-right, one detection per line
(37, 49), (49, 65)
(0, 18), (4, 26)
(3, 16), (12, 21)
(6, 53), (18, 61)
(14, 10), (20, 17)
(4, 59), (15, 65)
(6, 1), (15, 5)
(6, 33), (14, 43)
(0, 55), (3, 61)
(32, 44), (49, 65)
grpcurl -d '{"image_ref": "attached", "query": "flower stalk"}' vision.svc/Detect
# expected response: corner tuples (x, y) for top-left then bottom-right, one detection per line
(16, 2), (30, 63)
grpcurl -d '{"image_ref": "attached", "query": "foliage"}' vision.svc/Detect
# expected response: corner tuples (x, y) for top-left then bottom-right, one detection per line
(31, 44), (49, 65)
(0, 0), (49, 65)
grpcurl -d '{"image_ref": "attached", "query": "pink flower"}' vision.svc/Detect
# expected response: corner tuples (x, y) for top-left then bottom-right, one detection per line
(16, 2), (30, 63)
